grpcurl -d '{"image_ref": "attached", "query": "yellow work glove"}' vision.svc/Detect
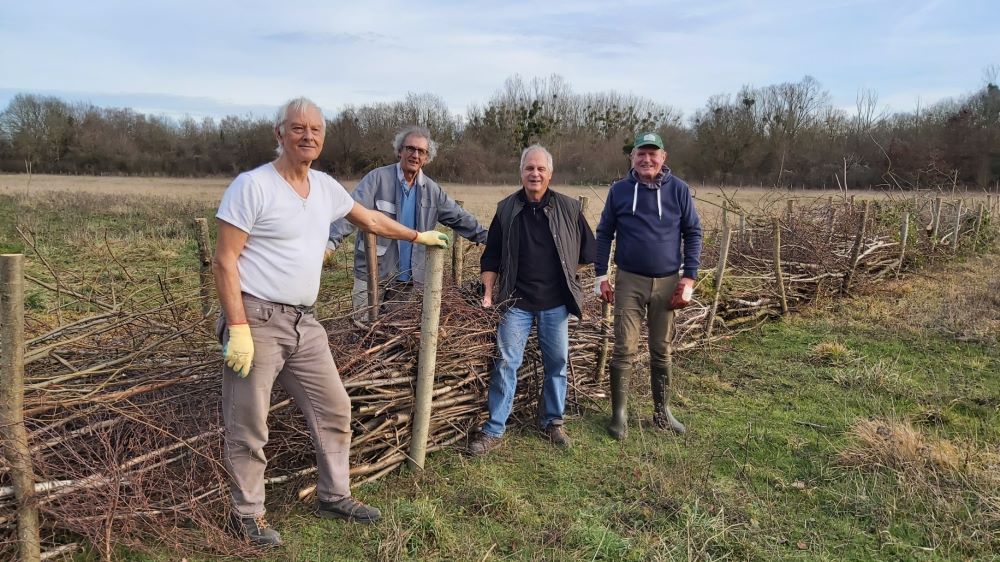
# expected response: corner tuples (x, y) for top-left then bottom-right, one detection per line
(413, 231), (451, 248)
(223, 324), (254, 378)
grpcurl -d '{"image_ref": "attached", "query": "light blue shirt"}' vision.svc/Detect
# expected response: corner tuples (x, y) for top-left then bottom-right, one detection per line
(396, 165), (419, 281)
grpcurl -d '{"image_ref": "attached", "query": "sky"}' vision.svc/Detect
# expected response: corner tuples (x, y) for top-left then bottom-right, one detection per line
(1, 0), (997, 123)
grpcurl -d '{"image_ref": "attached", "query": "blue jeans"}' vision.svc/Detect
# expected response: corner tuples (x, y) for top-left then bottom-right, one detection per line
(482, 305), (569, 437)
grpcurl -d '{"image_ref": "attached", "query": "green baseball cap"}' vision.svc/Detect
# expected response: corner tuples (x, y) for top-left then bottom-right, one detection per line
(633, 131), (664, 150)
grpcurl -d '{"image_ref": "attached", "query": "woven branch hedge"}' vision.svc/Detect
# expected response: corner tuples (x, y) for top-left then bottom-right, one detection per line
(0, 193), (994, 559)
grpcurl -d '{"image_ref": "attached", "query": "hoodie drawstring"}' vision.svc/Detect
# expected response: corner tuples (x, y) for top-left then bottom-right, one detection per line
(632, 182), (663, 220)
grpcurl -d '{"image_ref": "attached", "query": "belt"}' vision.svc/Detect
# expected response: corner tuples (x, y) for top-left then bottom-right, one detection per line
(241, 292), (315, 315)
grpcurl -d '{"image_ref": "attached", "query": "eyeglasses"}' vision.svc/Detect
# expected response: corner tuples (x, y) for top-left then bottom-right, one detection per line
(403, 145), (428, 157)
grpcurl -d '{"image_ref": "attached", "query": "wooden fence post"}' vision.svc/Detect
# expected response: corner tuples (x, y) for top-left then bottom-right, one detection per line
(952, 199), (963, 253)
(193, 218), (213, 316)
(705, 227), (733, 336)
(931, 196), (942, 248)
(772, 219), (788, 315)
(972, 202), (986, 252)
(897, 212), (910, 277)
(364, 232), (379, 322)
(842, 200), (870, 294)
(593, 300), (612, 383)
(451, 200), (465, 285)
(1, 254), (42, 562)
(738, 214), (746, 247)
(408, 247), (444, 470)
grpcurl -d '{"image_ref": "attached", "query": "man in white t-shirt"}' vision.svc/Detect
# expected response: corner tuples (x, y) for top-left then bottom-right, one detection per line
(213, 97), (450, 547)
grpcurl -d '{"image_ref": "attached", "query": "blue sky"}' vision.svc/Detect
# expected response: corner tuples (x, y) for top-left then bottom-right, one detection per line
(1, 0), (996, 122)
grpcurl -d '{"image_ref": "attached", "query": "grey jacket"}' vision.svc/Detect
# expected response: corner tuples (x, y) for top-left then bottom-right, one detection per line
(328, 163), (488, 283)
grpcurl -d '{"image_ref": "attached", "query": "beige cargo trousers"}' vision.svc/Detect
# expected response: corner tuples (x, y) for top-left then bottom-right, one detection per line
(218, 293), (352, 517)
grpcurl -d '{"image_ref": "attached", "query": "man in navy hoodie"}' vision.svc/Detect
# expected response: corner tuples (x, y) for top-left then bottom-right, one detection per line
(594, 132), (702, 439)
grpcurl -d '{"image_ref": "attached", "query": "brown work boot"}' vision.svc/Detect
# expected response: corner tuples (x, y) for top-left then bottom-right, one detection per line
(544, 420), (571, 449)
(467, 432), (503, 456)
(226, 512), (283, 547)
(316, 496), (381, 524)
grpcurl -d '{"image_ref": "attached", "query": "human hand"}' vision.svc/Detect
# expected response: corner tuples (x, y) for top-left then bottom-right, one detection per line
(595, 275), (615, 303)
(413, 231), (451, 248)
(669, 278), (695, 309)
(481, 293), (493, 308)
(223, 324), (254, 377)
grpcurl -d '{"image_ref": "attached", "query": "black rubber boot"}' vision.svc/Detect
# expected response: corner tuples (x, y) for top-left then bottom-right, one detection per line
(607, 365), (628, 439)
(651, 365), (685, 434)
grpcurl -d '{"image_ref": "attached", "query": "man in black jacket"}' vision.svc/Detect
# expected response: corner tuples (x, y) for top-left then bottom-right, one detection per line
(469, 144), (596, 455)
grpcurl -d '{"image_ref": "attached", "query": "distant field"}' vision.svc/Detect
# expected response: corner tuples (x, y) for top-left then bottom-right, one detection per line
(1, 173), (885, 228)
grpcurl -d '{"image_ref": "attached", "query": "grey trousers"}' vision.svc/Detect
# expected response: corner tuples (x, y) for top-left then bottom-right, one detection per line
(609, 270), (679, 380)
(219, 294), (352, 517)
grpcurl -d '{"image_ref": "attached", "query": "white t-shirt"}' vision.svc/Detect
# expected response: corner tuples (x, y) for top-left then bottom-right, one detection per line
(216, 163), (355, 306)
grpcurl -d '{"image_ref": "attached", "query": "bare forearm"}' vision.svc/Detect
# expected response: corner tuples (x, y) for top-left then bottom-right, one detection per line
(212, 258), (246, 325)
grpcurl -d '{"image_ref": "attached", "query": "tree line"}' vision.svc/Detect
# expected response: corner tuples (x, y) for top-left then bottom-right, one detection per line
(1, 72), (998, 189)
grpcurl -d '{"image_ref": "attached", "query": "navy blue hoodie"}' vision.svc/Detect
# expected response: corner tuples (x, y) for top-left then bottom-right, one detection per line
(595, 166), (702, 279)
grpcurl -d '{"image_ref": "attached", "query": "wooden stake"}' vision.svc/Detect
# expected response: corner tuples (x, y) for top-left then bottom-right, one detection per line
(897, 212), (910, 277)
(193, 218), (213, 316)
(973, 202), (985, 252)
(705, 227), (733, 336)
(952, 199), (963, 253)
(451, 200), (465, 285)
(364, 232), (379, 322)
(408, 247), (444, 470)
(594, 301), (612, 383)
(842, 201), (870, 294)
(1, 254), (42, 562)
(931, 196), (942, 247)
(772, 219), (788, 315)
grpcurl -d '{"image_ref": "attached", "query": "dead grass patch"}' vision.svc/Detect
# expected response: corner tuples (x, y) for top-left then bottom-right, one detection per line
(829, 359), (906, 394)
(883, 254), (1000, 344)
(810, 340), (852, 365)
(837, 418), (1000, 552)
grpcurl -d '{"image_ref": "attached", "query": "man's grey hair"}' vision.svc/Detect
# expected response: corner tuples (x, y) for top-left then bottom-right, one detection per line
(520, 144), (554, 171)
(392, 125), (438, 163)
(274, 97), (324, 156)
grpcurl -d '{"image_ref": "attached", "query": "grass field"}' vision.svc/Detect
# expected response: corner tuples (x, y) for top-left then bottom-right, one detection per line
(1, 175), (997, 560)
(0, 172), (894, 228)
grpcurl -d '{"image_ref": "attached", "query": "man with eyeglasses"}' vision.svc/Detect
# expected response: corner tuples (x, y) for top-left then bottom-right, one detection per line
(328, 125), (487, 312)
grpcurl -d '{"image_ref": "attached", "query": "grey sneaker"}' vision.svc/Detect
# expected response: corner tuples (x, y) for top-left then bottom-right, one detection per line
(226, 513), (282, 547)
(544, 421), (571, 449)
(467, 432), (503, 456)
(652, 408), (687, 434)
(316, 496), (381, 524)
